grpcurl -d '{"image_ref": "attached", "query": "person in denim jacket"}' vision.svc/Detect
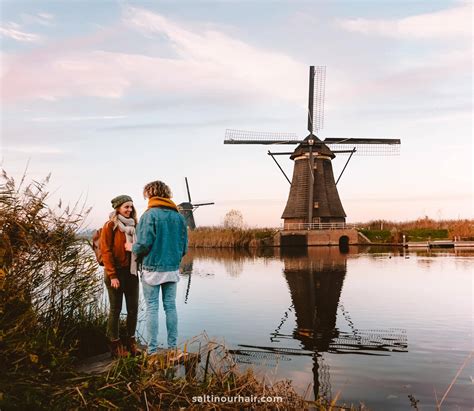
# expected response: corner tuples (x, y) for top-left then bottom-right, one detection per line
(128, 180), (188, 359)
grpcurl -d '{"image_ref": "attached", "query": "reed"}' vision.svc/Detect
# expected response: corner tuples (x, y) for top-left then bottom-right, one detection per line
(0, 170), (106, 408)
(189, 227), (278, 248)
(48, 334), (360, 410)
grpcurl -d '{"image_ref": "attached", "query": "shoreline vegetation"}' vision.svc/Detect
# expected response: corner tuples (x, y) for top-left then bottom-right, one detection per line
(189, 219), (474, 249)
(0, 172), (354, 409)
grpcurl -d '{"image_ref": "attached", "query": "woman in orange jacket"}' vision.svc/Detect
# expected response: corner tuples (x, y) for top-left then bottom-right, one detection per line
(100, 195), (140, 357)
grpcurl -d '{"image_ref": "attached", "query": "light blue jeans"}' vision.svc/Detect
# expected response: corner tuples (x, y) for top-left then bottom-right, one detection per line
(141, 280), (178, 354)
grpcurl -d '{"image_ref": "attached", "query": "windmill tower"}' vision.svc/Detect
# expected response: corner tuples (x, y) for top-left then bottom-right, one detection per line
(178, 177), (214, 230)
(224, 66), (400, 244)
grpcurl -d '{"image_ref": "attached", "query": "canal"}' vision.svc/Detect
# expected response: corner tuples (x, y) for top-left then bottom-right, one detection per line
(133, 246), (473, 409)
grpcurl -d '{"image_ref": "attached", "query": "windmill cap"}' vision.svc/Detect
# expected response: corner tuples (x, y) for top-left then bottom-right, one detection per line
(290, 135), (334, 159)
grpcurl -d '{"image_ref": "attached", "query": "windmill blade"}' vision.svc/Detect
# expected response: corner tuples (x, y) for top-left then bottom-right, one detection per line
(324, 137), (400, 145)
(308, 66), (326, 133)
(224, 129), (301, 145)
(193, 202), (215, 207)
(324, 137), (401, 156)
(326, 143), (400, 156)
(185, 177), (192, 203)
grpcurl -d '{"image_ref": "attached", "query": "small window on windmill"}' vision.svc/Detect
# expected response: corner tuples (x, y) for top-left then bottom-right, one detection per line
(314, 202), (319, 208)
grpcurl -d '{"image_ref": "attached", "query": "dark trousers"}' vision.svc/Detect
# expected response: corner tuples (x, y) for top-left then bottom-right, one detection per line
(104, 267), (139, 340)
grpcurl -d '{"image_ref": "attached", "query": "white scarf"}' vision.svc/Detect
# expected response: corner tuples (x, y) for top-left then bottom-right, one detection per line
(113, 213), (138, 275)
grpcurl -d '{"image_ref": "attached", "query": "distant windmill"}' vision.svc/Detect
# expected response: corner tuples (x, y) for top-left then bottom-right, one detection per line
(178, 177), (214, 230)
(224, 66), (401, 232)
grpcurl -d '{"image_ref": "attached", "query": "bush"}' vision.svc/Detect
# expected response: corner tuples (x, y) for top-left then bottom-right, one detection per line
(358, 229), (392, 243)
(405, 228), (448, 241)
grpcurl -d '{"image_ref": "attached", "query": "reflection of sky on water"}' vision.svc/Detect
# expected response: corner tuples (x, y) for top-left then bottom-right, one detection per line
(130, 247), (473, 409)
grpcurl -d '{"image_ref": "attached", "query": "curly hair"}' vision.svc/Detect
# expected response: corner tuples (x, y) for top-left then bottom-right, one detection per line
(143, 180), (172, 199)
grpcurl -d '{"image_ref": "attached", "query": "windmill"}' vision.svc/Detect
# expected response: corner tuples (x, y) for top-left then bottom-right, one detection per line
(224, 66), (400, 238)
(178, 177), (214, 230)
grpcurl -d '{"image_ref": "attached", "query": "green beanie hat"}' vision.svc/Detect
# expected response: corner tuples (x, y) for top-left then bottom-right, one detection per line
(111, 195), (133, 209)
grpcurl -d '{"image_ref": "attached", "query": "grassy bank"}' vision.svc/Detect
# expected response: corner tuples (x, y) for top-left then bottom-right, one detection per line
(1, 334), (318, 410)
(189, 227), (278, 248)
(357, 218), (474, 243)
(189, 218), (474, 247)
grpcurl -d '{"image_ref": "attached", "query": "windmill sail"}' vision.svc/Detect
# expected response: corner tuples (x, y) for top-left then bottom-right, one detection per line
(308, 66), (326, 133)
(324, 138), (400, 156)
(224, 129), (300, 144)
(185, 177), (192, 203)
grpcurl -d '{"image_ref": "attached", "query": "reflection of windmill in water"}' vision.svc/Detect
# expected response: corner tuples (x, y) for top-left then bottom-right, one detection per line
(179, 253), (194, 304)
(230, 248), (407, 401)
(224, 66), (401, 246)
(178, 177), (214, 230)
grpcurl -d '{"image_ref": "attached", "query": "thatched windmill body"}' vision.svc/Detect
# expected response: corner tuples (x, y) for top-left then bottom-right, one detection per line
(224, 66), (400, 233)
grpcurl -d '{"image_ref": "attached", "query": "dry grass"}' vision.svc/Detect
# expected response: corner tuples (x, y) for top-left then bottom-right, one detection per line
(189, 227), (278, 249)
(0, 170), (106, 408)
(2, 331), (365, 409)
(49, 334), (361, 410)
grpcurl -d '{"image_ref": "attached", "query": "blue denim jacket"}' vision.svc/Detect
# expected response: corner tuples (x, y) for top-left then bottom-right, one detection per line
(132, 207), (188, 272)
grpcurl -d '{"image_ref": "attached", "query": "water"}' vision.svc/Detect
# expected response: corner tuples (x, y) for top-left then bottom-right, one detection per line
(134, 246), (473, 410)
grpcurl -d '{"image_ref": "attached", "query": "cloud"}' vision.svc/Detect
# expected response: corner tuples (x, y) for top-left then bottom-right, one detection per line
(122, 6), (306, 101)
(37, 13), (54, 22)
(0, 23), (42, 42)
(336, 2), (471, 39)
(3, 145), (64, 154)
(31, 115), (127, 122)
(20, 12), (55, 27)
(3, 4), (469, 123)
(1, 7), (306, 104)
(356, 48), (472, 99)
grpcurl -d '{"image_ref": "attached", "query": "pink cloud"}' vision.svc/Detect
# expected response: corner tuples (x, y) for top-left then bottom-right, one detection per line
(336, 2), (471, 39)
(1, 8), (307, 104)
(0, 23), (41, 42)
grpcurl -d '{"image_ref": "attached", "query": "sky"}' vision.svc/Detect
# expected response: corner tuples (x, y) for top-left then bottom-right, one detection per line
(1, 0), (472, 228)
